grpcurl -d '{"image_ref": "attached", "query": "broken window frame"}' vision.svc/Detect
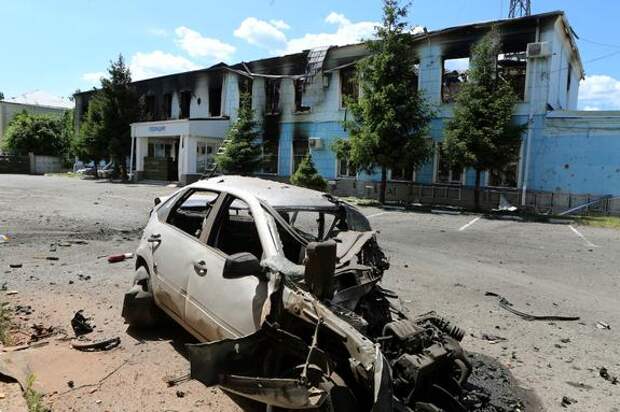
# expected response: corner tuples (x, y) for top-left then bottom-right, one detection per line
(337, 157), (357, 179)
(144, 95), (157, 121)
(442, 57), (470, 104)
(166, 188), (221, 239)
(265, 79), (281, 115)
(434, 143), (464, 185)
(179, 91), (192, 119)
(497, 51), (527, 101)
(162, 93), (173, 120)
(291, 137), (309, 174)
(209, 73), (224, 117)
(261, 137), (279, 175)
(238, 77), (254, 108)
(487, 162), (519, 188)
(294, 79), (311, 113)
(390, 166), (415, 182)
(340, 65), (359, 108)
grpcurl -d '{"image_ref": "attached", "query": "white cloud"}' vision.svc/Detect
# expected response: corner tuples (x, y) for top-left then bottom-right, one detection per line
(5, 90), (73, 108)
(284, 12), (377, 53)
(579, 74), (620, 110)
(175, 26), (235, 61)
(81, 71), (106, 86)
(129, 51), (200, 81)
(234, 17), (288, 52)
(147, 28), (169, 37)
(270, 19), (290, 30)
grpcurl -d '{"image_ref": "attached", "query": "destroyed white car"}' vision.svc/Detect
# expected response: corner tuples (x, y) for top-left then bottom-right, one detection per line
(122, 176), (472, 411)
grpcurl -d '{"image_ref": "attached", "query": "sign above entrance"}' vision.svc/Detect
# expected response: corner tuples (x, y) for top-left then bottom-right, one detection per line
(148, 126), (166, 132)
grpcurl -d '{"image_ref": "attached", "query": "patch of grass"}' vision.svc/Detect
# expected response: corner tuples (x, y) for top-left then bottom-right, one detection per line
(0, 302), (12, 345)
(575, 215), (620, 230)
(25, 374), (49, 412)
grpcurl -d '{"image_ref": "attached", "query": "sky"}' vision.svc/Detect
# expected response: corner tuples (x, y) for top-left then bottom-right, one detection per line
(2, 0), (620, 110)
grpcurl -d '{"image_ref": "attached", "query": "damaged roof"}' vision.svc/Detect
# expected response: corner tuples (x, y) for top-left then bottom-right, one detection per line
(200, 176), (338, 210)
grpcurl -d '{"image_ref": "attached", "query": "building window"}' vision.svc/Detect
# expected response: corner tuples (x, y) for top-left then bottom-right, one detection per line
(238, 77), (253, 107)
(390, 165), (414, 181)
(144, 95), (156, 121)
(179, 91), (192, 119)
(262, 137), (279, 174)
(566, 63), (572, 94)
(292, 137), (309, 173)
(498, 52), (527, 100)
(162, 94), (172, 119)
(209, 73), (223, 117)
(435, 143), (463, 184)
(412, 62), (420, 94)
(337, 157), (356, 178)
(488, 163), (518, 188)
(265, 79), (280, 115)
(340, 65), (359, 107)
(294, 79), (310, 113)
(442, 57), (469, 103)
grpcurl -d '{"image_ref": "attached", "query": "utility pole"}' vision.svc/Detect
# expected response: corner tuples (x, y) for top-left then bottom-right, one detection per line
(508, 0), (531, 18)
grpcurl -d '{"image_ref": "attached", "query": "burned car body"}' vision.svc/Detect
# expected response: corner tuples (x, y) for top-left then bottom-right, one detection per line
(123, 176), (472, 411)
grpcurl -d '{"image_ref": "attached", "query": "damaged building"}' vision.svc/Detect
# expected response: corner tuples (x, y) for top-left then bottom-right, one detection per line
(73, 10), (620, 211)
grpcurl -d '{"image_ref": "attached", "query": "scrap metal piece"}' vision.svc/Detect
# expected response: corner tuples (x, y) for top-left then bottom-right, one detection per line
(70, 336), (120, 352)
(485, 292), (580, 321)
(71, 310), (94, 335)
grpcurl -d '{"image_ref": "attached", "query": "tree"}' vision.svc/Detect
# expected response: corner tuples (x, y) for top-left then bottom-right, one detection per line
(1, 110), (70, 157)
(442, 27), (526, 210)
(290, 153), (327, 192)
(215, 92), (262, 175)
(333, 0), (434, 204)
(73, 55), (141, 179)
(0, 91), (4, 100)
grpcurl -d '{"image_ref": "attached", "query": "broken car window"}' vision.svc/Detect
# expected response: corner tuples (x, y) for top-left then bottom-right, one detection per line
(208, 197), (264, 259)
(167, 189), (220, 238)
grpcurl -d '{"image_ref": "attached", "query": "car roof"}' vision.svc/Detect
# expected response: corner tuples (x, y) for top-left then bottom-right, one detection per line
(191, 176), (339, 210)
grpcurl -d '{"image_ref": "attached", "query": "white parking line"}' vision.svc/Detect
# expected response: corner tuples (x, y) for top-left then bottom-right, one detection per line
(366, 211), (389, 219)
(569, 225), (599, 248)
(458, 216), (481, 231)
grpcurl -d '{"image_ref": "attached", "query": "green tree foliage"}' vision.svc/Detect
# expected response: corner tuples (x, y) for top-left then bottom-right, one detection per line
(1, 110), (70, 157)
(73, 55), (140, 178)
(443, 26), (526, 210)
(0, 91), (4, 100)
(290, 153), (328, 192)
(333, 0), (434, 203)
(215, 92), (262, 175)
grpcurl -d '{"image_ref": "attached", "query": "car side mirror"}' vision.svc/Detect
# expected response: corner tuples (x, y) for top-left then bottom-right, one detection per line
(223, 252), (262, 279)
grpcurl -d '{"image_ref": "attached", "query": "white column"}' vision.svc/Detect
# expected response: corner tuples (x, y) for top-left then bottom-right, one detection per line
(135, 137), (148, 172)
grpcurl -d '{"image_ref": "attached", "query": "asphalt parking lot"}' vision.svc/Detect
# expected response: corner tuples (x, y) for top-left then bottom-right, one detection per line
(0, 174), (619, 411)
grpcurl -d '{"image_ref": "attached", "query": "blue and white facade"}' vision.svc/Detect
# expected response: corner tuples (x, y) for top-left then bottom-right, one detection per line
(74, 11), (620, 206)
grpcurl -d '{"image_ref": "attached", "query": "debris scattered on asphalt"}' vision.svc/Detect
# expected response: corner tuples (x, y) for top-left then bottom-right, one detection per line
(30, 324), (58, 341)
(0, 234), (10, 244)
(561, 396), (577, 407)
(107, 253), (134, 263)
(480, 333), (507, 343)
(176, 390), (185, 398)
(67, 380), (74, 388)
(77, 274), (91, 281)
(485, 292), (580, 321)
(5, 290), (19, 296)
(166, 373), (191, 387)
(596, 321), (611, 330)
(599, 367), (618, 385)
(14, 305), (33, 316)
(71, 336), (121, 352)
(8, 263), (22, 269)
(71, 310), (95, 335)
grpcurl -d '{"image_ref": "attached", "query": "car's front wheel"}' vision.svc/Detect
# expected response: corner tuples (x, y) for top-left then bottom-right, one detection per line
(122, 266), (163, 328)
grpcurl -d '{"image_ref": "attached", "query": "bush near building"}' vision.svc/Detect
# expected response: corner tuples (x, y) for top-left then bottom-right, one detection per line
(290, 153), (327, 192)
(1, 110), (71, 157)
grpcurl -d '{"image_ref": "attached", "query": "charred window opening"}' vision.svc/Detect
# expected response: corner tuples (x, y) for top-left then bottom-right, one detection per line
(294, 79), (310, 113)
(442, 57), (469, 103)
(498, 52), (527, 100)
(489, 162), (518, 188)
(262, 137), (279, 174)
(180, 91), (192, 119)
(390, 165), (414, 181)
(435, 143), (463, 185)
(162, 94), (173, 120)
(337, 157), (356, 178)
(566, 63), (572, 94)
(340, 65), (359, 107)
(292, 137), (309, 174)
(144, 95), (157, 121)
(238, 77), (253, 107)
(412, 62), (420, 94)
(209, 73), (223, 117)
(265, 79), (281, 115)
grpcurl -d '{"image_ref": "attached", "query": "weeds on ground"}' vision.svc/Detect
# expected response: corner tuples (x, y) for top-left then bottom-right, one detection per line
(341, 197), (382, 207)
(0, 301), (12, 345)
(576, 216), (620, 230)
(25, 374), (49, 412)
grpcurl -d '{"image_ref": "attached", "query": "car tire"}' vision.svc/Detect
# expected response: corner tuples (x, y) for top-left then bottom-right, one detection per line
(121, 266), (163, 328)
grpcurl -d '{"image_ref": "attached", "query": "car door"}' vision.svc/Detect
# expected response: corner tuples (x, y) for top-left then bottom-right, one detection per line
(149, 188), (220, 326)
(185, 194), (269, 341)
